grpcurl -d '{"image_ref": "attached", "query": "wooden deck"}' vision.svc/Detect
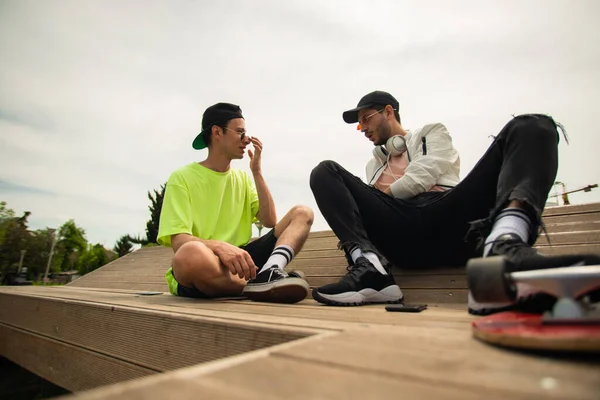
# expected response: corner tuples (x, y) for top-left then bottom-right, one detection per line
(1, 202), (600, 399)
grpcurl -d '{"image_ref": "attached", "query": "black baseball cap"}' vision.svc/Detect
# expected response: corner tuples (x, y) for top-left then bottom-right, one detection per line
(342, 91), (399, 124)
(192, 102), (245, 150)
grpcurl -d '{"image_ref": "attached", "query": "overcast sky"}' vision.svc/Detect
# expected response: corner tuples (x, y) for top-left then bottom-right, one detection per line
(1, 0), (599, 248)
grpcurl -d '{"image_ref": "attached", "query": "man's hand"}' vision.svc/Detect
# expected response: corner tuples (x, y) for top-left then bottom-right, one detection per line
(213, 242), (257, 280)
(248, 137), (263, 175)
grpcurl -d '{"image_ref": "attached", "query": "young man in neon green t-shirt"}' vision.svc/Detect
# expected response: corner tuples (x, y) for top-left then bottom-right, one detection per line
(158, 103), (314, 303)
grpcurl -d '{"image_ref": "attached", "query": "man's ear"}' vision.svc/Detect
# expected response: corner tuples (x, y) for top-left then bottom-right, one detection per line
(385, 105), (394, 120)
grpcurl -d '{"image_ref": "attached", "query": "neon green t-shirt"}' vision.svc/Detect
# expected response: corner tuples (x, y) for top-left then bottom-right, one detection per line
(157, 163), (259, 247)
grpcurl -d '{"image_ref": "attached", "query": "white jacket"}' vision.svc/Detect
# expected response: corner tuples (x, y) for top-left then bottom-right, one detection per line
(365, 123), (460, 199)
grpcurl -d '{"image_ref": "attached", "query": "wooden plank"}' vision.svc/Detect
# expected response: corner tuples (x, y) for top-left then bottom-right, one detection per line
(301, 236), (341, 251)
(536, 230), (600, 246)
(307, 230), (337, 239)
(541, 212), (600, 225)
(295, 249), (346, 259)
(0, 293), (313, 373)
(70, 271), (166, 280)
(537, 243), (600, 256)
(69, 281), (168, 291)
(68, 375), (260, 400)
(542, 202), (600, 216)
(288, 256), (346, 268)
(61, 352), (493, 400)
(402, 288), (468, 304)
(274, 330), (600, 400)
(543, 221), (600, 233)
(189, 354), (492, 400)
(0, 287), (473, 329)
(0, 323), (155, 392)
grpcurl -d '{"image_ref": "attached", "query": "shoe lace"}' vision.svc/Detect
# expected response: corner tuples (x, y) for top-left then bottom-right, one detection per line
(345, 264), (360, 276)
(262, 267), (285, 283)
(344, 259), (372, 281)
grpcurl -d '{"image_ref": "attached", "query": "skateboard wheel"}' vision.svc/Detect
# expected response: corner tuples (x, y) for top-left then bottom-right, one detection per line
(467, 256), (517, 303)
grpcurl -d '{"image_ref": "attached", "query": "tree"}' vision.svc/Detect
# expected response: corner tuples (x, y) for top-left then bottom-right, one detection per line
(0, 202), (33, 276)
(77, 243), (109, 275)
(54, 219), (87, 271)
(0, 201), (16, 247)
(131, 183), (166, 246)
(113, 235), (134, 257)
(146, 183), (166, 245)
(0, 201), (114, 281)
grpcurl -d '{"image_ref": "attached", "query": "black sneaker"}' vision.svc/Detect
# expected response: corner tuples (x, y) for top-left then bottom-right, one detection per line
(468, 233), (600, 315)
(312, 256), (403, 306)
(242, 267), (309, 304)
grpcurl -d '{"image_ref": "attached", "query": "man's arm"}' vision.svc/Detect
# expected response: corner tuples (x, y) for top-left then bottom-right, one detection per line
(253, 171), (277, 228)
(248, 137), (277, 227)
(171, 233), (223, 254)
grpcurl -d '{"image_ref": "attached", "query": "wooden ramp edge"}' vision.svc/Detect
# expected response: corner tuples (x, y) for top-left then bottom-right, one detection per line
(59, 324), (600, 400)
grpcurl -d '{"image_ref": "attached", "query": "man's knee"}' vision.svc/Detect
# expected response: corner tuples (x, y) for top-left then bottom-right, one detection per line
(289, 205), (314, 225)
(509, 114), (560, 141)
(172, 241), (218, 282)
(310, 160), (340, 188)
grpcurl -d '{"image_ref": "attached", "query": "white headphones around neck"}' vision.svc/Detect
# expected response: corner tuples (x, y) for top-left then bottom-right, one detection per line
(372, 135), (408, 163)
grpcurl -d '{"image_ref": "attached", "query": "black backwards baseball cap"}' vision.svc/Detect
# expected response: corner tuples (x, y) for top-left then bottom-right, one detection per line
(192, 102), (245, 150)
(342, 91), (400, 124)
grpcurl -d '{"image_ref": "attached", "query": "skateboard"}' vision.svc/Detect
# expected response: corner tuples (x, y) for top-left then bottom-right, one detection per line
(467, 256), (600, 352)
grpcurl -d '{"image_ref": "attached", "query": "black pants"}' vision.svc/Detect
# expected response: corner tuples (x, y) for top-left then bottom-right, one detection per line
(309, 114), (562, 268)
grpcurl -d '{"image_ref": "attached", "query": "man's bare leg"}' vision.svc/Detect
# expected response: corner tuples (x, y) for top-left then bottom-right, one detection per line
(243, 205), (314, 303)
(172, 242), (246, 297)
(273, 205), (314, 254)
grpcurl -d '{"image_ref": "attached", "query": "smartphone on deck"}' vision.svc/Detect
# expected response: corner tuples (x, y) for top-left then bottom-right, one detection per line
(385, 304), (427, 313)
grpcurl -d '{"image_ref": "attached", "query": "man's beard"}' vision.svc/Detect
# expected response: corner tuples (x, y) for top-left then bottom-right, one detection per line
(374, 120), (392, 146)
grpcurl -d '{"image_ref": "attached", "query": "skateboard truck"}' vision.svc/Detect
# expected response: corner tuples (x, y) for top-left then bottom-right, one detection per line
(467, 256), (600, 324)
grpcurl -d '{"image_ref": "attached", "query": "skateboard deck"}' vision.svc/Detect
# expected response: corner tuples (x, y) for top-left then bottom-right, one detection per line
(472, 311), (600, 352)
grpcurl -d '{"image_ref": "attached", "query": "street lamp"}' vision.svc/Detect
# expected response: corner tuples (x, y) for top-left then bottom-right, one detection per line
(43, 229), (58, 284)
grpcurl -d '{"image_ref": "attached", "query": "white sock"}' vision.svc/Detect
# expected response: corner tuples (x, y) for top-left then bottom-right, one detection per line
(259, 245), (294, 274)
(349, 247), (388, 275)
(484, 208), (531, 256)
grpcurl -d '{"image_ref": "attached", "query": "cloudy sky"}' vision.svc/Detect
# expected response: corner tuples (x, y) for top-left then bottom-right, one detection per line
(1, 0), (599, 248)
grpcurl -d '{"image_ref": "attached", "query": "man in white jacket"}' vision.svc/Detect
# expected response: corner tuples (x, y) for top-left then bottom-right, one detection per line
(309, 90), (598, 312)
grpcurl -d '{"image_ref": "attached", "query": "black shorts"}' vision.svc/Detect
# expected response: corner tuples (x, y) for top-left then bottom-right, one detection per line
(175, 230), (278, 298)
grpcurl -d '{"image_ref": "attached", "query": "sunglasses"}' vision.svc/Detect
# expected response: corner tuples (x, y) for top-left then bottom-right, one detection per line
(356, 109), (384, 130)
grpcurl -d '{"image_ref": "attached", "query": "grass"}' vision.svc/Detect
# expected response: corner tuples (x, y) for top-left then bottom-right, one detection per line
(32, 281), (65, 286)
